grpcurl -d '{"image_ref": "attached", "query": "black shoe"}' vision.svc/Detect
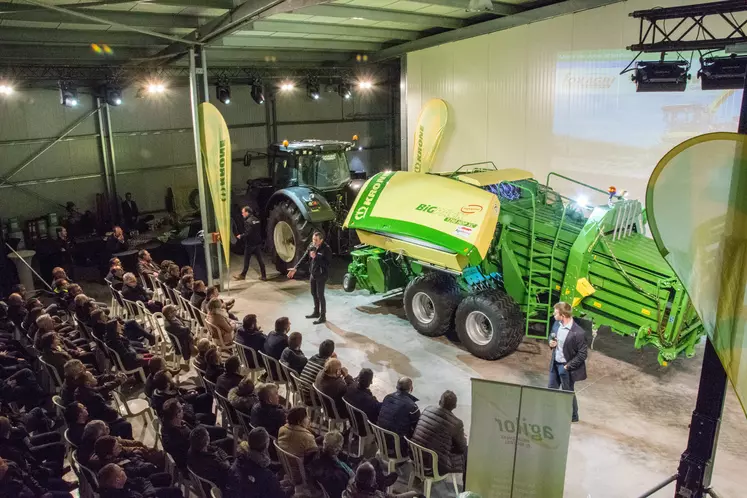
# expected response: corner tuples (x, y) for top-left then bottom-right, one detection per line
(305, 312), (320, 319)
(313, 316), (326, 325)
(233, 274), (245, 281)
(260, 275), (267, 281)
(572, 417), (579, 423)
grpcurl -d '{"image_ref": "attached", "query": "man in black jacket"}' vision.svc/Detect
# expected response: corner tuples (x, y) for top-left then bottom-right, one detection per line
(344, 368), (381, 424)
(234, 206), (266, 282)
(548, 302), (588, 423)
(264, 317), (290, 361)
(287, 231), (331, 324)
(121, 193), (139, 230)
(377, 377), (420, 453)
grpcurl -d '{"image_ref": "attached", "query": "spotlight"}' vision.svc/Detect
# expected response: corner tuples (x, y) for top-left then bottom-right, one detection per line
(0, 83), (13, 96)
(358, 80), (373, 90)
(250, 81), (265, 105)
(632, 61), (689, 92)
(59, 82), (78, 108)
(280, 81), (295, 92)
(102, 85), (123, 106)
(307, 80), (320, 101)
(147, 82), (166, 94)
(337, 82), (352, 100)
(575, 195), (589, 208)
(216, 80), (231, 105)
(698, 55), (747, 90)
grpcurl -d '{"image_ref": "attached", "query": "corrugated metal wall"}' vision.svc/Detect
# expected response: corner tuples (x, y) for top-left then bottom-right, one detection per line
(406, 0), (743, 202)
(0, 80), (397, 221)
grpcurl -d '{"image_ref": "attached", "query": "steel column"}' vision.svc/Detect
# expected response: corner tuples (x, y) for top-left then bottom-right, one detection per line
(104, 102), (120, 222)
(95, 97), (115, 222)
(270, 94), (278, 143)
(189, 47), (215, 286)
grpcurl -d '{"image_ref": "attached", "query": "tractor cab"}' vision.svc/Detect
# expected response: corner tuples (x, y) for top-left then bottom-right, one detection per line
(268, 139), (357, 194)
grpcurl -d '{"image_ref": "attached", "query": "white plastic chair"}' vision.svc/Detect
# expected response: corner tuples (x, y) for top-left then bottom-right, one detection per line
(313, 384), (347, 432)
(291, 372), (323, 428)
(111, 389), (158, 442)
(344, 399), (375, 457)
(188, 466), (221, 498)
(274, 440), (308, 487)
(405, 436), (461, 498)
(234, 342), (264, 382)
(38, 356), (63, 393)
(369, 421), (411, 487)
(105, 343), (147, 383)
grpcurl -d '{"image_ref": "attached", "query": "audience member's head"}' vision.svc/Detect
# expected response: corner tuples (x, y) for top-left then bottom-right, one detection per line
(122, 272), (137, 287)
(81, 420), (110, 447)
(257, 383), (279, 406)
(98, 463), (127, 489)
(65, 402), (88, 426)
(247, 427), (270, 453)
(225, 355), (241, 375)
(7, 293), (23, 307)
(205, 286), (219, 301)
(397, 376), (414, 393)
(36, 313), (54, 332)
(0, 417), (11, 439)
(288, 331), (303, 350)
(162, 398), (183, 424)
(11, 284), (26, 299)
(194, 280), (206, 293)
(180, 266), (193, 277)
(196, 338), (211, 356)
(353, 462), (377, 492)
(275, 316), (290, 334)
(162, 304), (178, 320)
(242, 314), (258, 331)
(91, 308), (107, 324)
(236, 376), (255, 397)
(152, 370), (172, 391)
(109, 257), (121, 269)
(319, 339), (335, 358)
(179, 274), (194, 289)
(287, 406), (309, 428)
(94, 435), (121, 459)
(168, 263), (180, 277)
(67, 284), (82, 297)
(113, 226), (124, 238)
(63, 359), (86, 383)
(440, 390), (458, 411)
(205, 347), (220, 367)
(160, 260), (174, 272)
(357, 368), (374, 390)
(206, 297), (223, 314)
(148, 356), (165, 375)
(74, 293), (89, 308)
(322, 430), (344, 457)
(322, 358), (342, 377)
(53, 278), (69, 291)
(52, 267), (67, 281)
(189, 425), (210, 454)
(39, 331), (58, 351)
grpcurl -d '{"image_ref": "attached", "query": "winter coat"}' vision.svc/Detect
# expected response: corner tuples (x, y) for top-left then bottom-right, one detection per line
(315, 370), (353, 418)
(411, 405), (467, 474)
(278, 423), (317, 484)
(226, 450), (285, 498)
(377, 391), (420, 440)
(306, 451), (356, 498)
(344, 382), (382, 425)
(299, 353), (331, 404)
(228, 387), (259, 414)
(250, 401), (286, 439)
(161, 421), (191, 469)
(121, 283), (152, 304)
(190, 291), (207, 310)
(206, 311), (234, 346)
(188, 445), (232, 492)
(75, 384), (121, 423)
(280, 347), (307, 375)
(216, 371), (243, 396)
(264, 331), (288, 360)
(234, 328), (266, 367)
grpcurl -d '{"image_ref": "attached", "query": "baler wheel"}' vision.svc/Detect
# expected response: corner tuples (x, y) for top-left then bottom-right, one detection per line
(403, 273), (461, 337)
(455, 290), (524, 360)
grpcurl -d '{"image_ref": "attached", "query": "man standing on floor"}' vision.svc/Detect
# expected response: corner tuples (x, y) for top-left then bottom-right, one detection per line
(287, 231), (330, 324)
(548, 302), (588, 423)
(234, 206), (266, 282)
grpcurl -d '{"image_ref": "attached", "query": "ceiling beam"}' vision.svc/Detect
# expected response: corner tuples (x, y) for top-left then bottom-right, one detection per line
(0, 45), (154, 62)
(0, 27), (164, 46)
(298, 5), (466, 29)
(372, 0), (624, 60)
(219, 36), (381, 51)
(0, 3), (200, 29)
(418, 0), (524, 16)
(247, 19), (420, 40)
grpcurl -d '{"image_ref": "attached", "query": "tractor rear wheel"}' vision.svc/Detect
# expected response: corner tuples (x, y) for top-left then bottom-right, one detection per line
(403, 273), (461, 337)
(455, 290), (524, 360)
(266, 200), (314, 273)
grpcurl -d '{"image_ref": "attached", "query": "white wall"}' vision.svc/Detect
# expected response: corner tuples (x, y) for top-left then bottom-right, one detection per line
(406, 0), (743, 203)
(0, 78), (397, 222)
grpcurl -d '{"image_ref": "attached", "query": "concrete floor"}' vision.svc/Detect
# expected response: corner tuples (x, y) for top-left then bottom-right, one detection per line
(221, 254), (747, 498)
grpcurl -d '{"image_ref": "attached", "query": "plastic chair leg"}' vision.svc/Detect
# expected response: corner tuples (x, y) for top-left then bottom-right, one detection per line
(451, 474), (460, 495)
(424, 478), (433, 498)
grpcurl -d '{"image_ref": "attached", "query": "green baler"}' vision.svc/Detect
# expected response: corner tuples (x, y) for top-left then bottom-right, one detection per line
(342, 166), (704, 364)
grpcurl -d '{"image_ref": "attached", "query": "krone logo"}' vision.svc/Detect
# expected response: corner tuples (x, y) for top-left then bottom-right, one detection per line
(354, 206), (368, 220)
(460, 204), (483, 215)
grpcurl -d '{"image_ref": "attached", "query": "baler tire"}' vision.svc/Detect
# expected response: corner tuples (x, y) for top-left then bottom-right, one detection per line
(403, 273), (461, 338)
(343, 273), (356, 293)
(455, 290), (524, 360)
(266, 201), (314, 274)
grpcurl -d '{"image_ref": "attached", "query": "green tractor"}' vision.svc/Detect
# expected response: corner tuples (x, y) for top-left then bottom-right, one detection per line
(234, 139), (366, 272)
(342, 165), (704, 365)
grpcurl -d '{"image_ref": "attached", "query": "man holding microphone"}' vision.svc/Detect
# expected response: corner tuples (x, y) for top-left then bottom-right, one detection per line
(548, 301), (588, 423)
(287, 231), (331, 324)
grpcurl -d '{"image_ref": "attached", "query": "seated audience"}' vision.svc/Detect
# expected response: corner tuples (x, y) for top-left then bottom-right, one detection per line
(265, 316), (290, 360)
(160, 399), (231, 471)
(205, 298), (235, 347)
(164, 264), (181, 289)
(121, 272), (162, 313)
(88, 436), (160, 478)
(188, 425), (232, 494)
(250, 383), (286, 439)
(307, 431), (355, 498)
(201, 286), (235, 317)
(7, 293), (27, 329)
(377, 377), (420, 454)
(216, 355), (243, 396)
(0, 415), (66, 478)
(190, 280), (208, 310)
(61, 358), (123, 405)
(343, 462), (421, 498)
(315, 358), (353, 419)
(204, 347), (225, 383)
(104, 319), (152, 370)
(97, 462), (182, 498)
(74, 371), (133, 439)
(39, 332), (85, 378)
(106, 226), (129, 254)
(234, 314), (266, 368)
(136, 250), (160, 277)
(144, 357), (177, 398)
(344, 368), (382, 424)
(151, 371), (214, 424)
(410, 390), (467, 482)
(227, 429), (286, 498)
(281, 331), (307, 375)
(278, 407), (317, 483)
(228, 376), (259, 414)
(193, 338), (211, 371)
(177, 274), (194, 300)
(300, 339), (336, 404)
(105, 258), (125, 289)
(162, 304), (194, 362)
(64, 402), (89, 446)
(180, 266), (194, 277)
(0, 455), (73, 498)
(157, 260), (175, 284)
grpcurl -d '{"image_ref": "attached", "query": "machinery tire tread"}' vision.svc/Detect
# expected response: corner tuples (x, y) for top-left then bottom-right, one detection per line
(455, 290), (524, 360)
(267, 200), (314, 273)
(403, 272), (462, 338)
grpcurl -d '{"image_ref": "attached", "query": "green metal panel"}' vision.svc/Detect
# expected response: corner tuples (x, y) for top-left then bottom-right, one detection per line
(367, 255), (387, 293)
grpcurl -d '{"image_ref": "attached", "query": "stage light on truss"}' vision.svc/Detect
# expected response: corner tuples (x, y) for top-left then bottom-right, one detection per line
(216, 80), (231, 105)
(146, 82), (166, 94)
(698, 55), (747, 90)
(337, 82), (352, 99)
(102, 84), (123, 106)
(632, 61), (690, 92)
(279, 81), (295, 92)
(250, 81), (265, 104)
(0, 83), (13, 96)
(59, 81), (79, 107)
(307, 80), (320, 100)
(358, 79), (373, 90)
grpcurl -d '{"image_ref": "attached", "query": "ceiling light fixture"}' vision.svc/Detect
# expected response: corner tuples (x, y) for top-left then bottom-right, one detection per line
(59, 81), (78, 107)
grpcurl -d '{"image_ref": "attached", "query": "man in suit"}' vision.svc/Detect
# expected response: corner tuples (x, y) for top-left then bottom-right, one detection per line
(548, 302), (588, 423)
(234, 206), (266, 282)
(287, 231), (331, 324)
(121, 193), (139, 230)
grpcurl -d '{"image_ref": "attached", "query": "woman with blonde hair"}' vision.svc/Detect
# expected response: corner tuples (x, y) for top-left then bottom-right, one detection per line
(315, 358), (353, 419)
(205, 297), (235, 346)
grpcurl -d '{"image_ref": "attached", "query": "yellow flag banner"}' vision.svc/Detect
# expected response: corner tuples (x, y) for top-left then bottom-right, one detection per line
(646, 132), (747, 416)
(198, 102), (232, 266)
(411, 98), (448, 174)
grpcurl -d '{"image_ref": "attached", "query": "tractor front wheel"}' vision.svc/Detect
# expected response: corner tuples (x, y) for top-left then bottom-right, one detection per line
(266, 200), (314, 273)
(343, 273), (356, 292)
(455, 290), (524, 360)
(403, 273), (461, 337)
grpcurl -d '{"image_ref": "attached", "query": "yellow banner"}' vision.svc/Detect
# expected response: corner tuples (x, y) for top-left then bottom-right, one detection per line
(198, 103), (232, 266)
(647, 132), (747, 416)
(411, 98), (448, 173)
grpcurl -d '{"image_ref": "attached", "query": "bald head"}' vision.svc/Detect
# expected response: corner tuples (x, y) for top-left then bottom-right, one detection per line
(396, 377), (413, 393)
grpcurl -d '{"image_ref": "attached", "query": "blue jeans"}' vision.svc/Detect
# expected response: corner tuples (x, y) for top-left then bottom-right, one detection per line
(548, 358), (579, 421)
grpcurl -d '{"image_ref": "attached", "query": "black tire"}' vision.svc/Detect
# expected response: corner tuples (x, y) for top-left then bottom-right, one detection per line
(343, 273), (356, 293)
(455, 290), (524, 360)
(403, 273), (462, 337)
(266, 200), (314, 273)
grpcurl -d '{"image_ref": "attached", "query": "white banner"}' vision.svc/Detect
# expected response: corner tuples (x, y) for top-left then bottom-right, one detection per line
(466, 379), (574, 498)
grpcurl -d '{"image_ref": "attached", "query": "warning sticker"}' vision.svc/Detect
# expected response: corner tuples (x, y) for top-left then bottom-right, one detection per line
(454, 226), (473, 238)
